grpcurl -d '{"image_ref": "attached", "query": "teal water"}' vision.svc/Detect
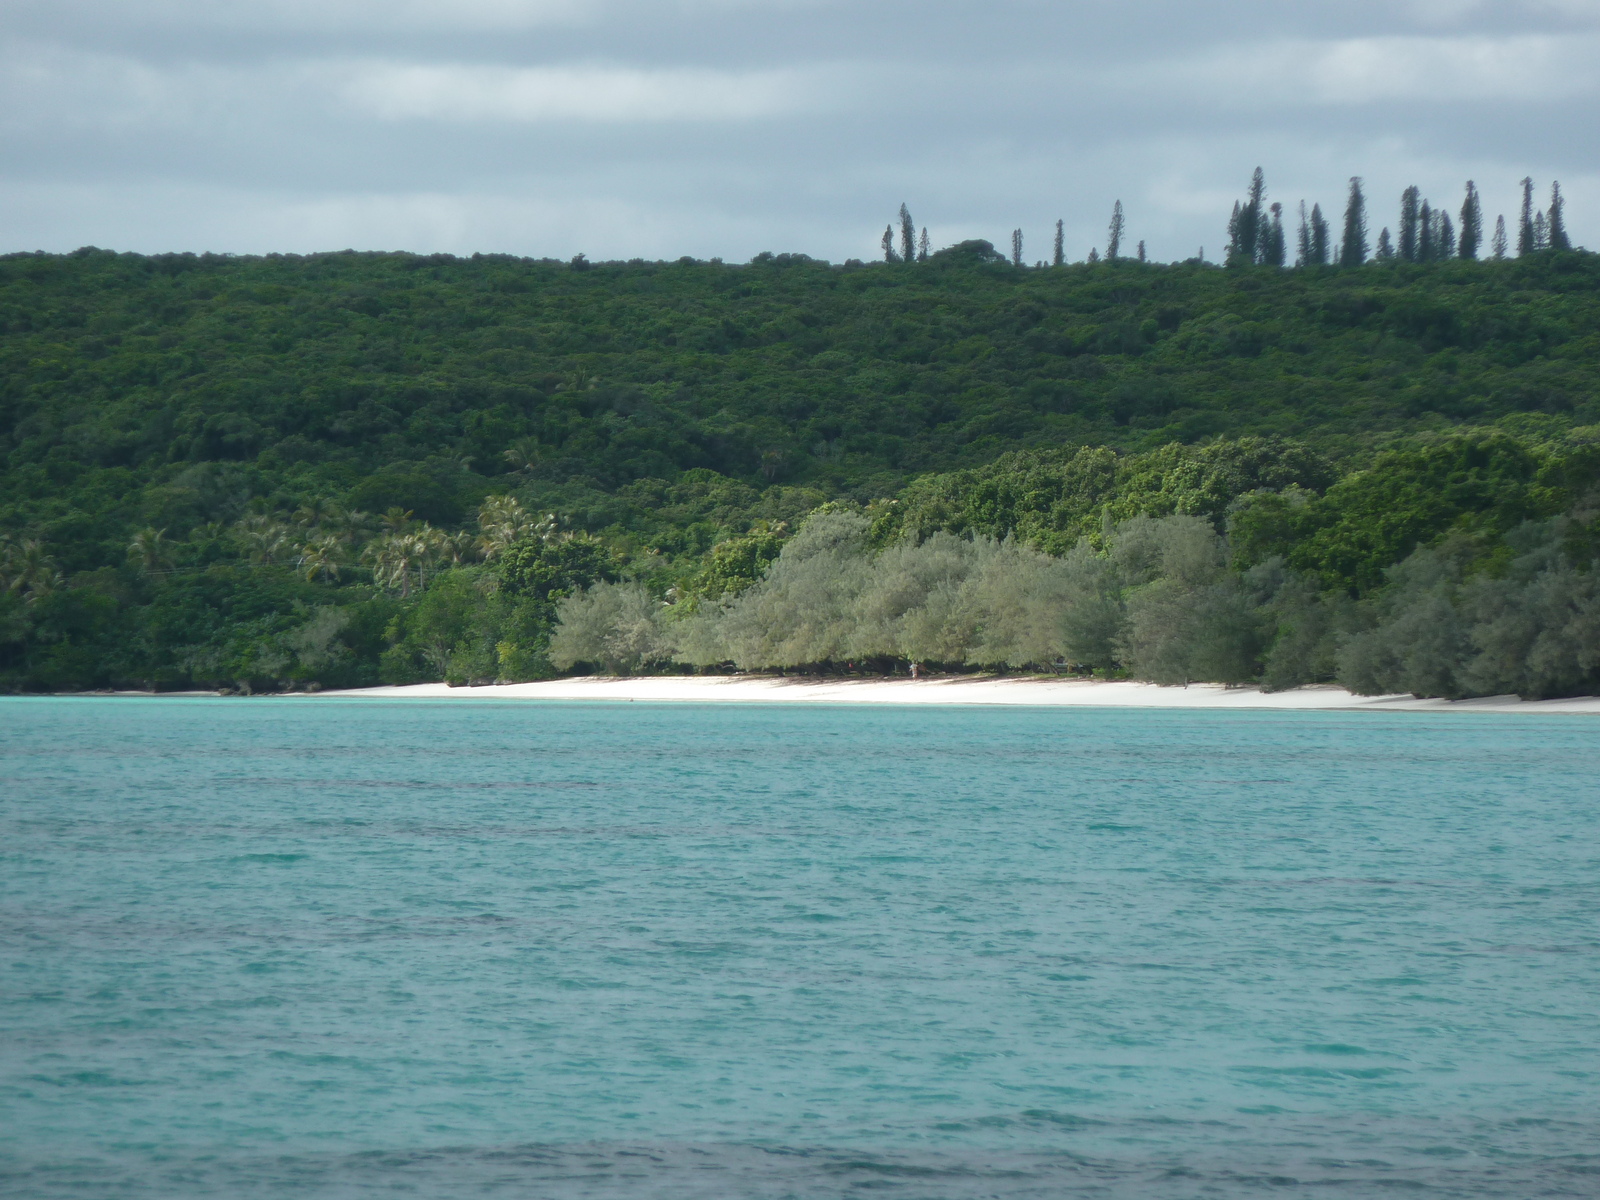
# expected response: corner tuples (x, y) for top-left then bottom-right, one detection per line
(2, 698), (1598, 1198)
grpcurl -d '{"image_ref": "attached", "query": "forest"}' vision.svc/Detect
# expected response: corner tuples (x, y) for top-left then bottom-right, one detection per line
(2, 181), (1598, 697)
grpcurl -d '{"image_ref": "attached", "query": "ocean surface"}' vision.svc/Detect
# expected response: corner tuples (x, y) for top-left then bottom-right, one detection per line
(1, 698), (1598, 1199)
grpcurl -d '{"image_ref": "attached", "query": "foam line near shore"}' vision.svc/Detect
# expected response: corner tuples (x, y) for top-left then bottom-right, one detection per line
(306, 676), (1600, 713)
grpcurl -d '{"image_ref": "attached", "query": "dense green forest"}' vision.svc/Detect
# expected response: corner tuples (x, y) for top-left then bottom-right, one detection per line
(2, 240), (1598, 696)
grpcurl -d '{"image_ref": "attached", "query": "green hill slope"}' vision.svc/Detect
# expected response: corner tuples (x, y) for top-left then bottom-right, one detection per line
(2, 246), (1598, 693)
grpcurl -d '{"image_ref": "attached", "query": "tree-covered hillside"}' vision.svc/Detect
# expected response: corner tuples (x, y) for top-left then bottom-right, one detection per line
(2, 246), (1598, 694)
(6, 246), (1600, 556)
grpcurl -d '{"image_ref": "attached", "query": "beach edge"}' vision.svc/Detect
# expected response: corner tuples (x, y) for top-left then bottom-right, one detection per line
(280, 676), (1600, 713)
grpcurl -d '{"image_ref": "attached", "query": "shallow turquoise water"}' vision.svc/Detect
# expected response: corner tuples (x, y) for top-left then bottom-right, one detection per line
(2, 698), (1598, 1198)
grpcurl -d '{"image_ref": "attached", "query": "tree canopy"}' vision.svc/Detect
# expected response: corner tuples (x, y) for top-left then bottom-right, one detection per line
(2, 242), (1598, 695)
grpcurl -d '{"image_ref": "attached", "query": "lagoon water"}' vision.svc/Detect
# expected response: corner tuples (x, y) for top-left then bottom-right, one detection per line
(2, 698), (1598, 1198)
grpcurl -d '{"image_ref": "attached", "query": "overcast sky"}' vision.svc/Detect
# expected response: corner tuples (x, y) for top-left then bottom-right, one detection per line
(2, 0), (1596, 262)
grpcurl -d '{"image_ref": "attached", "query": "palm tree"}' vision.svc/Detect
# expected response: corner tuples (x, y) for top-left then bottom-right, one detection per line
(436, 530), (479, 567)
(25, 567), (65, 601)
(361, 535), (404, 595)
(379, 507), (414, 535)
(1, 538), (64, 603)
(0, 536), (20, 593)
(297, 535), (346, 583)
(411, 525), (443, 591)
(476, 495), (553, 561)
(292, 498), (338, 531)
(502, 438), (544, 475)
(323, 506), (371, 542)
(362, 531), (432, 597)
(235, 514), (296, 564)
(556, 368), (597, 393)
(127, 526), (174, 574)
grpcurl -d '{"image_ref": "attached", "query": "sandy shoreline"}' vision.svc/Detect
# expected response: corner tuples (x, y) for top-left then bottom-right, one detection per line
(284, 676), (1600, 713)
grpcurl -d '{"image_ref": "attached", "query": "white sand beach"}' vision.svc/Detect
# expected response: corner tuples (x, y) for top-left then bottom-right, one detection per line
(312, 676), (1600, 713)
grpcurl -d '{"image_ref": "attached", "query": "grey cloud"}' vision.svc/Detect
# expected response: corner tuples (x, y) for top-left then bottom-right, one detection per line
(339, 61), (840, 123)
(1, 0), (1594, 260)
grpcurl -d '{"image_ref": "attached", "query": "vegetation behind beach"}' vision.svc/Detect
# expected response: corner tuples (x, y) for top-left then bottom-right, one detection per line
(2, 238), (1598, 697)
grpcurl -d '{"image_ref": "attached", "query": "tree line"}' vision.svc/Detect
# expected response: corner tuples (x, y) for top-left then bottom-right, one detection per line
(886, 172), (1574, 269)
(1227, 170), (1572, 268)
(5, 426), (1596, 698)
(545, 488), (1600, 700)
(4, 245), (1598, 694)
(537, 428), (1600, 699)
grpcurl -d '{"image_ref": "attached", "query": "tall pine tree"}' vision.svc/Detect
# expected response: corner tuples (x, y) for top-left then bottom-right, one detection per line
(1399, 186), (1420, 262)
(899, 204), (916, 264)
(918, 227), (930, 262)
(1107, 200), (1125, 261)
(1492, 215), (1508, 259)
(1228, 169), (1265, 266)
(1296, 201), (1312, 266)
(1137, 240), (1146, 262)
(1458, 181), (1482, 260)
(882, 225), (899, 263)
(1310, 203), (1330, 265)
(1376, 227), (1395, 261)
(1340, 177), (1368, 266)
(1262, 202), (1286, 266)
(1438, 211), (1456, 259)
(1011, 228), (1023, 267)
(1548, 182), (1571, 251)
(1247, 168), (1265, 244)
(1418, 200), (1433, 262)
(1518, 177), (1536, 255)
(1053, 219), (1064, 267)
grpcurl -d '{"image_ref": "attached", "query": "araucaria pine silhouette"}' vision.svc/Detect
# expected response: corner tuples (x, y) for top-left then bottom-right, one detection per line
(1548, 182), (1571, 251)
(1458, 181), (1482, 260)
(1340, 178), (1367, 266)
(1519, 178), (1536, 255)
(1399, 187), (1421, 262)
(1227, 168), (1266, 265)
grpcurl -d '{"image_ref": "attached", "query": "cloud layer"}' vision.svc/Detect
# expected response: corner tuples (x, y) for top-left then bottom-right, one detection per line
(341, 63), (822, 123)
(1, 0), (1595, 261)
